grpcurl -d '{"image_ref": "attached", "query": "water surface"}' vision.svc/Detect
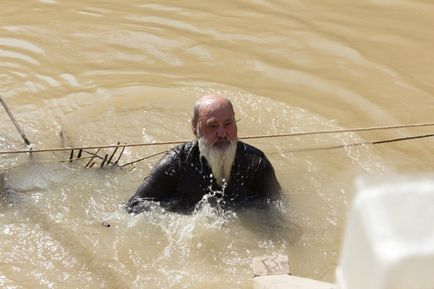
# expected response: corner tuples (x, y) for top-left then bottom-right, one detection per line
(1, 1), (433, 288)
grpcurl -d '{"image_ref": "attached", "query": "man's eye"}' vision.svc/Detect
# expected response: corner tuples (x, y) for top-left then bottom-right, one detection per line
(207, 123), (218, 129)
(224, 121), (234, 127)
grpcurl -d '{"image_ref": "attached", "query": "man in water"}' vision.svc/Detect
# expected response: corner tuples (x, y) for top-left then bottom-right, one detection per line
(126, 94), (281, 214)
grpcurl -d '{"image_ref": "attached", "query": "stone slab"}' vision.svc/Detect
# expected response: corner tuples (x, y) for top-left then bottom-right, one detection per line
(253, 275), (337, 289)
(253, 255), (289, 276)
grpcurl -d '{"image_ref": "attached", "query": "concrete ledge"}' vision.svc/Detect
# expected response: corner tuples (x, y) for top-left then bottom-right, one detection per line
(253, 275), (337, 289)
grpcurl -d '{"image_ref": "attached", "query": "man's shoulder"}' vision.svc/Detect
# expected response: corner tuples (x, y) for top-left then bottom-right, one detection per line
(168, 140), (198, 158)
(237, 141), (266, 159)
(154, 141), (197, 168)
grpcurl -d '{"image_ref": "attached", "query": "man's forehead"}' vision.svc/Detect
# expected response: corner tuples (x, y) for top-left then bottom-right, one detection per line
(201, 115), (235, 123)
(199, 101), (233, 116)
(199, 106), (234, 120)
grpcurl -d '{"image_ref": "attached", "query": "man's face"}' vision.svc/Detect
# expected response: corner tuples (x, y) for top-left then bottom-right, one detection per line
(197, 101), (237, 148)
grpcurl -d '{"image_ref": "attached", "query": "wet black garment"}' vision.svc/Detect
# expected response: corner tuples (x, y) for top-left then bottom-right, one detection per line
(125, 140), (281, 214)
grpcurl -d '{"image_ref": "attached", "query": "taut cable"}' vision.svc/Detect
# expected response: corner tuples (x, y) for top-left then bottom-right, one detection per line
(1, 122), (434, 155)
(289, 132), (434, 152)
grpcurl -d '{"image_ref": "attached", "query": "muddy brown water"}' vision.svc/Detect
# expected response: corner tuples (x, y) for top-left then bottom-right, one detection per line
(1, 1), (433, 288)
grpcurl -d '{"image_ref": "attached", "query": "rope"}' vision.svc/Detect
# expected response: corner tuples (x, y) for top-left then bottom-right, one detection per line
(240, 122), (434, 140)
(0, 140), (187, 155)
(120, 150), (167, 167)
(290, 132), (434, 152)
(1, 122), (434, 155)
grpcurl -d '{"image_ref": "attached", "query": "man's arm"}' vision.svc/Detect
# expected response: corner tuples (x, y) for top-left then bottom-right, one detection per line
(125, 150), (179, 214)
(255, 155), (281, 202)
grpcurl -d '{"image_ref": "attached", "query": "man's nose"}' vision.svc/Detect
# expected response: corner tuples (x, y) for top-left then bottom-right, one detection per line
(217, 125), (227, 137)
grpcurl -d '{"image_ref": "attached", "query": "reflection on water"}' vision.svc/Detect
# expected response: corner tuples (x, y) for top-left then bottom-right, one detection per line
(1, 0), (433, 288)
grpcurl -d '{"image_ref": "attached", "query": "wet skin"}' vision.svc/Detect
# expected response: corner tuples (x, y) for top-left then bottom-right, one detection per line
(196, 95), (238, 147)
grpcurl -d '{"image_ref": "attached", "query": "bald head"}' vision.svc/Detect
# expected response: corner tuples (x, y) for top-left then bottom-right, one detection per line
(191, 95), (235, 135)
(191, 94), (237, 146)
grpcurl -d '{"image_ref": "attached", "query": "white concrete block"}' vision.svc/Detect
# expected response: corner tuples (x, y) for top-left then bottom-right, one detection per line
(336, 175), (434, 289)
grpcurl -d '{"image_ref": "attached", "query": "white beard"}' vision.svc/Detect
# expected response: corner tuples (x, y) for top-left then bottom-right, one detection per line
(198, 137), (237, 187)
